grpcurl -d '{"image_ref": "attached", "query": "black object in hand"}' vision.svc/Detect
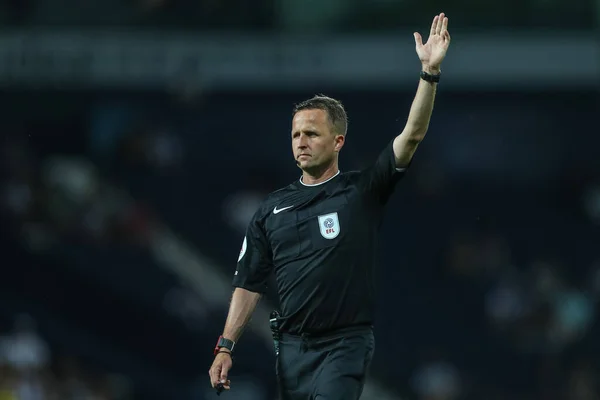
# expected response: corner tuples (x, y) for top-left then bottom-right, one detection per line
(215, 382), (225, 396)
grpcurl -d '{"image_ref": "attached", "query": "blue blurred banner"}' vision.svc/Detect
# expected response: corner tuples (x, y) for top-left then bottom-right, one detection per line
(0, 31), (598, 89)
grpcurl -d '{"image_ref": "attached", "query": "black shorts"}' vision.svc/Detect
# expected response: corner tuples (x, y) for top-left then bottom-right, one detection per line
(275, 325), (375, 400)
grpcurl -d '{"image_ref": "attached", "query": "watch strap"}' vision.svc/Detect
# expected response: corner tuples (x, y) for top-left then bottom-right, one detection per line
(420, 70), (441, 83)
(214, 336), (235, 355)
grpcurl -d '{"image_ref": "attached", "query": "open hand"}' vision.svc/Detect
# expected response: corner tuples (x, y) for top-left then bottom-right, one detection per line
(414, 13), (451, 73)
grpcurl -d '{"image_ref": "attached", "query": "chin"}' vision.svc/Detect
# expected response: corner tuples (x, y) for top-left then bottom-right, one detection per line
(297, 161), (310, 170)
(301, 163), (322, 175)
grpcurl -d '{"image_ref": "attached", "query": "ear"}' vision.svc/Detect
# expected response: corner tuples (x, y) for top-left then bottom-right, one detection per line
(334, 134), (345, 152)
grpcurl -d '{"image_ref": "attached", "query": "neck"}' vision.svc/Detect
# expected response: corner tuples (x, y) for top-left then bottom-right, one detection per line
(301, 162), (339, 185)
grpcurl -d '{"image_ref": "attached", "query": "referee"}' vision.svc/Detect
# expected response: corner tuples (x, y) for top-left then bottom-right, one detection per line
(209, 13), (451, 399)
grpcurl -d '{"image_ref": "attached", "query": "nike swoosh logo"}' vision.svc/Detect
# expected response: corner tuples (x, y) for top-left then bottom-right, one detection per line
(273, 205), (294, 214)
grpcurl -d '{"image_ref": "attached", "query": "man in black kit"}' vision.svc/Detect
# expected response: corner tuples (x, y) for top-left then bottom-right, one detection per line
(209, 13), (451, 399)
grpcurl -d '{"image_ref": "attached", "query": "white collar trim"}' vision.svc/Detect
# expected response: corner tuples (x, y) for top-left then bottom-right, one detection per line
(300, 170), (341, 187)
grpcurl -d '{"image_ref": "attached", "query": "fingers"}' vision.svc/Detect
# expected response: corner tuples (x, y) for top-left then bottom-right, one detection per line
(217, 380), (231, 391)
(220, 365), (230, 384)
(430, 13), (448, 37)
(444, 30), (451, 44)
(435, 13), (445, 35)
(429, 15), (438, 37)
(209, 364), (221, 388)
(441, 14), (449, 35)
(414, 32), (423, 48)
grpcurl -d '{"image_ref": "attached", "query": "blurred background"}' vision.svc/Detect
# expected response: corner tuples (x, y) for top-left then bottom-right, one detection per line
(0, 0), (599, 399)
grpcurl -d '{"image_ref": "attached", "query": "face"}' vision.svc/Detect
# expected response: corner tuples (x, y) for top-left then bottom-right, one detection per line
(291, 109), (344, 173)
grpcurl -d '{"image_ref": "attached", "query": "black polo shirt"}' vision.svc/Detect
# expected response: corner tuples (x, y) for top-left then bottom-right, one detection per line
(232, 140), (407, 334)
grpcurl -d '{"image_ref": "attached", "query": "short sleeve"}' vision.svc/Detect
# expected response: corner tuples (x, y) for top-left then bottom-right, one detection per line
(361, 139), (408, 205)
(232, 213), (273, 294)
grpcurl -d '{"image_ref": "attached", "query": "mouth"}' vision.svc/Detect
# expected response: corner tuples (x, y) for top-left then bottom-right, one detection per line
(297, 154), (311, 159)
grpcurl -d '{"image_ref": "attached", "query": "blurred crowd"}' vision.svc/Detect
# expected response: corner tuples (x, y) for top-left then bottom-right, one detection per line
(0, 132), (164, 400)
(3, 106), (599, 400)
(413, 233), (600, 400)
(0, 314), (131, 400)
(1, 133), (159, 252)
(387, 151), (600, 399)
(3, 88), (600, 399)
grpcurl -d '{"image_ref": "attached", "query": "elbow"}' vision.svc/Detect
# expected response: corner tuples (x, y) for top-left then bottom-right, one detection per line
(403, 132), (426, 145)
(393, 134), (422, 165)
(402, 124), (427, 143)
(395, 130), (424, 149)
(406, 135), (425, 146)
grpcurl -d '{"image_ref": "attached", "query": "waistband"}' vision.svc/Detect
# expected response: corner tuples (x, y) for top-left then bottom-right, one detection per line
(281, 323), (373, 340)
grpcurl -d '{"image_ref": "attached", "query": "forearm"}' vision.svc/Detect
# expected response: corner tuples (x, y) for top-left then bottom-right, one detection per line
(393, 69), (438, 166)
(403, 66), (439, 140)
(222, 287), (262, 343)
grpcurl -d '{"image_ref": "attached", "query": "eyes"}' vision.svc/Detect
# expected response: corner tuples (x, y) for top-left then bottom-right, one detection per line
(292, 131), (318, 139)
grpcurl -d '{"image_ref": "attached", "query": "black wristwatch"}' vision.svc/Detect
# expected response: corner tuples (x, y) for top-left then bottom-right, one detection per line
(420, 70), (441, 83)
(214, 336), (235, 355)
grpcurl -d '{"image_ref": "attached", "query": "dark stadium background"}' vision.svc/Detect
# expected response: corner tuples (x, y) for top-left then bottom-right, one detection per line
(0, 1), (599, 399)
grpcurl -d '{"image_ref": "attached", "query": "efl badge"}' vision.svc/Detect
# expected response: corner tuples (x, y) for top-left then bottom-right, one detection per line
(238, 236), (247, 262)
(318, 212), (340, 239)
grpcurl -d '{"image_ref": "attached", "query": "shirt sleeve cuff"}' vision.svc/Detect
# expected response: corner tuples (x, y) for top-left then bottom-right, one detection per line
(232, 280), (267, 294)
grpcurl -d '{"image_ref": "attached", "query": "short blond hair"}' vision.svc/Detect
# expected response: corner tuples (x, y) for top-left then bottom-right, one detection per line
(293, 94), (348, 136)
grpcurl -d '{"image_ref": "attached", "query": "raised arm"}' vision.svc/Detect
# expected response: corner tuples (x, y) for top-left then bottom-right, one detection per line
(393, 13), (451, 168)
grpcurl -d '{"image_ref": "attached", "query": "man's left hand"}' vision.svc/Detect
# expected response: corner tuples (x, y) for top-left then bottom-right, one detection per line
(414, 13), (451, 73)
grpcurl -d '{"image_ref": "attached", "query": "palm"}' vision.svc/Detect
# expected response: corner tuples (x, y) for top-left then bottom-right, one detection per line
(414, 13), (451, 70)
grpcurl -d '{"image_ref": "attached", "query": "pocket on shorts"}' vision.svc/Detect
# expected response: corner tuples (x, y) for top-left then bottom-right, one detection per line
(276, 338), (301, 390)
(336, 332), (375, 379)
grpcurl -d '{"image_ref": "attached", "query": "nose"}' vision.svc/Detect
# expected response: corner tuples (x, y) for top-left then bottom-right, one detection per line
(297, 134), (309, 149)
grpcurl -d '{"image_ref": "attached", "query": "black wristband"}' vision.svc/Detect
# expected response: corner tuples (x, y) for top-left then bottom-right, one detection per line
(420, 70), (441, 83)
